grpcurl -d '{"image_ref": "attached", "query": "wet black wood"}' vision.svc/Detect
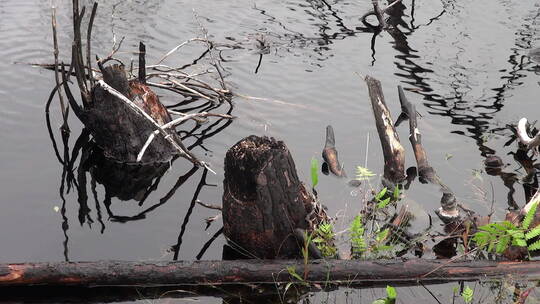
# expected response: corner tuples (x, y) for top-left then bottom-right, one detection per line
(84, 64), (177, 163)
(222, 136), (313, 258)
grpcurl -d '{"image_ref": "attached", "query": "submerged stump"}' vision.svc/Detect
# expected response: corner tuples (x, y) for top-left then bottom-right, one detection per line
(79, 64), (177, 163)
(222, 136), (314, 259)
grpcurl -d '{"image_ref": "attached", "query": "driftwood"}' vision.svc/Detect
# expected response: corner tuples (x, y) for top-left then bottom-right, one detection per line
(395, 85), (459, 222)
(322, 125), (346, 177)
(1, 259), (540, 287)
(222, 136), (316, 259)
(365, 76), (406, 184)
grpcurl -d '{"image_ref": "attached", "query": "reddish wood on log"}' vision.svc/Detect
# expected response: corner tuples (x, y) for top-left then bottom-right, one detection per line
(365, 76), (406, 183)
(222, 136), (314, 259)
(1, 259), (539, 287)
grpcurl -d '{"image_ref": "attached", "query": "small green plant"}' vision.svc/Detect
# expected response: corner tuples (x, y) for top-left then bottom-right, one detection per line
(312, 221), (338, 258)
(356, 166), (376, 181)
(284, 265), (309, 295)
(473, 201), (540, 254)
(374, 186), (400, 209)
(311, 157), (319, 188)
(350, 215), (366, 258)
(372, 285), (397, 304)
(461, 285), (474, 303)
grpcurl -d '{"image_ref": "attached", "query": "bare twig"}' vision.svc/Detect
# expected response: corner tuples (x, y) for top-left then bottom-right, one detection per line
(136, 111), (234, 162)
(51, 6), (69, 127)
(193, 10), (227, 92)
(86, 2), (98, 89)
(156, 38), (208, 65)
(196, 200), (222, 210)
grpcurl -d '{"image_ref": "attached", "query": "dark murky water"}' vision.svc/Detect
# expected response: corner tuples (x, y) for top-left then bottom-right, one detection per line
(1, 0), (540, 302)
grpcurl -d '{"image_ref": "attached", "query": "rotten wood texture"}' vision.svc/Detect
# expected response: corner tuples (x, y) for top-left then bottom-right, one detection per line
(365, 76), (406, 183)
(322, 125), (346, 177)
(1, 259), (540, 287)
(82, 64), (177, 163)
(222, 136), (314, 259)
(396, 85), (459, 222)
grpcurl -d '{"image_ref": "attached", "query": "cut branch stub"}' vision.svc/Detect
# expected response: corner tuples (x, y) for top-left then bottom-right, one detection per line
(222, 136), (313, 259)
(365, 76), (406, 183)
(85, 64), (177, 163)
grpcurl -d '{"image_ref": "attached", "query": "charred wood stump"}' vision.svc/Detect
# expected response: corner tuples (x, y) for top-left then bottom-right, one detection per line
(365, 76), (406, 184)
(222, 136), (315, 259)
(76, 64), (177, 163)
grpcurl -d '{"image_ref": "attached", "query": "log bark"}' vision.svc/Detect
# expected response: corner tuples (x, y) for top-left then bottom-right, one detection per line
(1, 259), (540, 287)
(365, 76), (406, 183)
(222, 136), (314, 259)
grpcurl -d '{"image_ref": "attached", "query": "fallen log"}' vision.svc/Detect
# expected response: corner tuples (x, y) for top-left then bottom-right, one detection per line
(222, 136), (317, 259)
(365, 76), (406, 184)
(1, 259), (540, 287)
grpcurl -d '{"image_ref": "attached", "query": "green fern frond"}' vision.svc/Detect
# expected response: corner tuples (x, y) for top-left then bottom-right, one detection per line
(355, 166), (376, 181)
(526, 224), (540, 240)
(528, 239), (540, 251)
(496, 235), (511, 254)
(522, 202), (539, 230)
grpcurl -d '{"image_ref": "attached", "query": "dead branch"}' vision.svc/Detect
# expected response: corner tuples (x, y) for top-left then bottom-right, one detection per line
(51, 6), (68, 125)
(86, 2), (98, 89)
(136, 111), (234, 162)
(196, 200), (222, 210)
(156, 37), (209, 65)
(396, 85), (459, 222)
(364, 76), (406, 183)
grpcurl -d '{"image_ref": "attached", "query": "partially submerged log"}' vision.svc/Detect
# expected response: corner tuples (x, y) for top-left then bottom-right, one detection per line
(365, 76), (406, 183)
(322, 125), (346, 177)
(222, 136), (316, 259)
(2, 259), (540, 287)
(395, 85), (459, 222)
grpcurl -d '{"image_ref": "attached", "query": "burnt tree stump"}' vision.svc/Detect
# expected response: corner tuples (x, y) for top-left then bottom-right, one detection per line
(222, 136), (314, 259)
(81, 64), (177, 163)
